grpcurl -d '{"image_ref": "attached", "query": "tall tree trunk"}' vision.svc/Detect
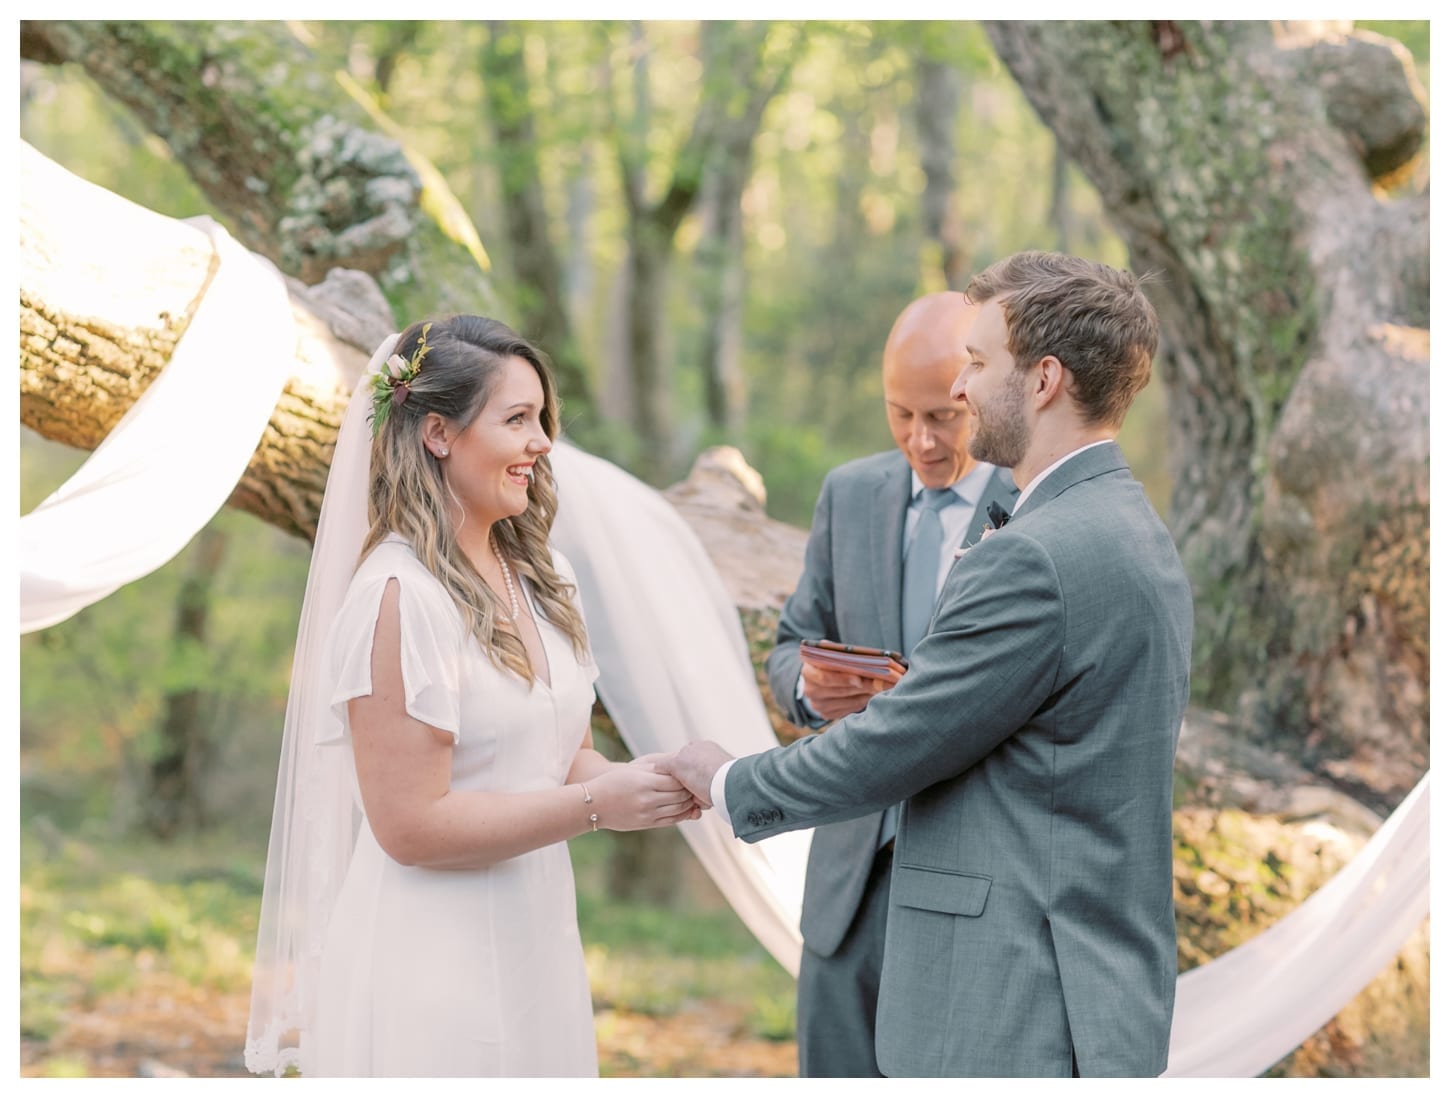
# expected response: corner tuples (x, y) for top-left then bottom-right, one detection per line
(1048, 140), (1072, 253)
(613, 20), (800, 481)
(143, 527), (228, 839)
(614, 21), (675, 482)
(696, 174), (748, 435)
(20, 20), (500, 326)
(370, 20), (421, 101)
(914, 55), (968, 289)
(694, 27), (801, 437)
(480, 22), (591, 408)
(985, 20), (1429, 801)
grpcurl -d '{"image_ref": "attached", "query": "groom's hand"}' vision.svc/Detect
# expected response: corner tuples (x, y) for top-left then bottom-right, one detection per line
(662, 741), (734, 808)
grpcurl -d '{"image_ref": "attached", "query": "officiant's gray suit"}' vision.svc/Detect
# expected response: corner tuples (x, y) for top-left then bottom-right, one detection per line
(766, 449), (1016, 1076)
(733, 442), (1192, 1077)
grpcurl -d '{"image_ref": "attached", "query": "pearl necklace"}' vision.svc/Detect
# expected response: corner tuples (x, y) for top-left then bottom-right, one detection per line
(490, 536), (520, 621)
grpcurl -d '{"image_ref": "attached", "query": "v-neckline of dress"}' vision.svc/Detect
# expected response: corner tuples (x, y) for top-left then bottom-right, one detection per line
(517, 577), (556, 692)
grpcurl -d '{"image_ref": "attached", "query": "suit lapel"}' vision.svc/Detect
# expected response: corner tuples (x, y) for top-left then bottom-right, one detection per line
(1013, 442), (1129, 523)
(872, 458), (912, 652)
(961, 466), (1020, 548)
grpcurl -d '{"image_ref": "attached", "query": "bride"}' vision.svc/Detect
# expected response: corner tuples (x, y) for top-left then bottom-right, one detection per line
(245, 315), (699, 1077)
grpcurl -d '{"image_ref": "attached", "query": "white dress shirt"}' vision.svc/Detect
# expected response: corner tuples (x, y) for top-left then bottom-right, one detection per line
(1011, 439), (1114, 514)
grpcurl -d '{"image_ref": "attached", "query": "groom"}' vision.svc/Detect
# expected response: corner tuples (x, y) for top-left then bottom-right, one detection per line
(666, 251), (1193, 1077)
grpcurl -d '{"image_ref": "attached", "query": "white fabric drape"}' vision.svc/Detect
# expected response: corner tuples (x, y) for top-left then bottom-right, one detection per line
(19, 252), (1428, 1073)
(19, 216), (294, 633)
(245, 364), (390, 1075)
(550, 442), (813, 974)
(1166, 772), (1429, 1077)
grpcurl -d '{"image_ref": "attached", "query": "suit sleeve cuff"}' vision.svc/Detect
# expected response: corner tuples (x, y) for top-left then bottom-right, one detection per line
(711, 757), (737, 824)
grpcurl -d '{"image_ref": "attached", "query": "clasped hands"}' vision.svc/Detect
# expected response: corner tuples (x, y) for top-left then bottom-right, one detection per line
(631, 742), (736, 811)
(625, 663), (885, 822)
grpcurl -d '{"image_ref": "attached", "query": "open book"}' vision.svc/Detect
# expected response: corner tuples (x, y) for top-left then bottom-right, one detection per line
(799, 638), (907, 682)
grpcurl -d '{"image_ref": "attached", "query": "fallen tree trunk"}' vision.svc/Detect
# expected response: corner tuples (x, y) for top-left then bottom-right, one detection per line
(20, 141), (392, 541)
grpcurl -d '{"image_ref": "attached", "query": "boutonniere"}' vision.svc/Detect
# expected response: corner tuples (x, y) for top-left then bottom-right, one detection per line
(954, 522), (998, 559)
(956, 505), (1012, 558)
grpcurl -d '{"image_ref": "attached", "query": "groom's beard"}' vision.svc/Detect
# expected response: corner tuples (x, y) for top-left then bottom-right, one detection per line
(968, 378), (1031, 469)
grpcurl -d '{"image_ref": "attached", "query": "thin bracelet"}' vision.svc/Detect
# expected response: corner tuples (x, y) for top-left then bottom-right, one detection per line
(581, 782), (599, 832)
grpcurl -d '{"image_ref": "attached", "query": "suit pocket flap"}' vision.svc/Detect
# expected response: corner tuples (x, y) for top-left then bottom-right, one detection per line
(893, 864), (992, 917)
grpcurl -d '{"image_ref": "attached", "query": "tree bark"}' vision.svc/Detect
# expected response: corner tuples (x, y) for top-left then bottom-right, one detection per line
(914, 56), (968, 289)
(144, 526), (228, 839)
(984, 20), (1429, 800)
(1048, 141), (1072, 253)
(20, 20), (501, 328)
(20, 141), (394, 541)
(696, 177), (749, 435)
(693, 25), (801, 438)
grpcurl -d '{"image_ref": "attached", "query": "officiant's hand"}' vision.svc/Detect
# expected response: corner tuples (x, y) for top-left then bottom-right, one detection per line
(801, 661), (890, 721)
(660, 741), (735, 808)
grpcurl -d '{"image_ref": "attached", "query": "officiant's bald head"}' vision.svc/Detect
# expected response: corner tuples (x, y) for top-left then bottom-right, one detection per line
(882, 292), (980, 489)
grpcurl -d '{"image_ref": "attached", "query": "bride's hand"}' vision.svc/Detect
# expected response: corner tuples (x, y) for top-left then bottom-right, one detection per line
(588, 764), (701, 831)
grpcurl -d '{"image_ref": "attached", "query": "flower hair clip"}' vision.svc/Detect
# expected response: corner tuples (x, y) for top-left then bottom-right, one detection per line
(370, 322), (432, 437)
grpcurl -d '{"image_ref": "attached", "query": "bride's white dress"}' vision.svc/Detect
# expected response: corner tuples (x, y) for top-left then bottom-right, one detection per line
(306, 535), (599, 1077)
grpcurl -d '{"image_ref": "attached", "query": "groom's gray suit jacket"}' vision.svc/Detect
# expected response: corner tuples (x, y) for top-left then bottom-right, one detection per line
(730, 442), (1192, 1077)
(766, 450), (1017, 958)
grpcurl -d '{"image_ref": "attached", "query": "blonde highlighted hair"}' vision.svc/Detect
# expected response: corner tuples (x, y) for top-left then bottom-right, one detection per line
(359, 315), (588, 683)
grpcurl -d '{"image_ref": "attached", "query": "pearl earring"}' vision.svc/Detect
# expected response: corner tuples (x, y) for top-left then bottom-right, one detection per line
(439, 448), (449, 458)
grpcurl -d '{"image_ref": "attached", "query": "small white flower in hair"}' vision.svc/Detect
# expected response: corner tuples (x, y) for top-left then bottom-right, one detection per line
(383, 353), (409, 379)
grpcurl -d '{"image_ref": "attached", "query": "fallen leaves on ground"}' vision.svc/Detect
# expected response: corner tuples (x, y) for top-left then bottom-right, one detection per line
(20, 974), (799, 1079)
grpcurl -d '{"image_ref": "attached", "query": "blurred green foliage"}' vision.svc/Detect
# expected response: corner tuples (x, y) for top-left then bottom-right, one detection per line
(19, 828), (262, 1039)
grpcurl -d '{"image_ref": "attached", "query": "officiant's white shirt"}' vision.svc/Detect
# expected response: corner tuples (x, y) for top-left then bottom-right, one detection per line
(794, 460), (999, 721)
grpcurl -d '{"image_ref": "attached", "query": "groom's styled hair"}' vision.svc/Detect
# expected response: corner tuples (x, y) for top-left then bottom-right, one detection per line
(966, 251), (1158, 428)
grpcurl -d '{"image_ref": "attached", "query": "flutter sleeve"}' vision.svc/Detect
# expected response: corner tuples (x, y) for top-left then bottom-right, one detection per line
(321, 556), (466, 745)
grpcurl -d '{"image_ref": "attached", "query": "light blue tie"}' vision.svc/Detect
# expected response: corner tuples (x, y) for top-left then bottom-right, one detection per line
(901, 488), (956, 653)
(882, 487), (955, 850)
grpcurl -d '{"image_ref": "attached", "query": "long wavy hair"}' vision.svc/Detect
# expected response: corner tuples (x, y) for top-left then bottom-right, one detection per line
(359, 315), (588, 683)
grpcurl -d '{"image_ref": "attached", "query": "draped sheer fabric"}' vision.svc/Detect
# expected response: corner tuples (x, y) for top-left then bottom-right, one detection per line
(549, 442), (814, 972)
(17, 265), (1429, 1075)
(1165, 773), (1429, 1077)
(244, 347), (395, 1075)
(19, 216), (294, 634)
